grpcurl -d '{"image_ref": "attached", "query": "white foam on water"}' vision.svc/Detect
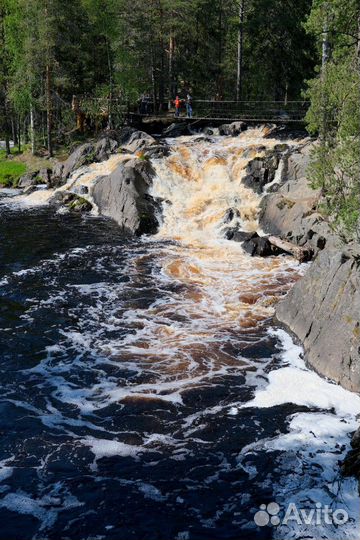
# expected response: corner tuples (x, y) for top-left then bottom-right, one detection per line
(82, 437), (148, 471)
(0, 488), (82, 531)
(0, 458), (14, 483)
(246, 329), (360, 416)
(241, 329), (360, 540)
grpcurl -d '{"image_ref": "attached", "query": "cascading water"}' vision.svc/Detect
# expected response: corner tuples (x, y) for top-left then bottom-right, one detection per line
(0, 128), (359, 540)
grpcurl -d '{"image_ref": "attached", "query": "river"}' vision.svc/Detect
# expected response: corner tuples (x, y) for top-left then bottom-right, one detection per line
(0, 129), (359, 540)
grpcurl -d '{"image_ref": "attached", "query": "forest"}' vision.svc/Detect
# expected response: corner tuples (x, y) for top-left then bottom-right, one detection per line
(0, 0), (359, 234)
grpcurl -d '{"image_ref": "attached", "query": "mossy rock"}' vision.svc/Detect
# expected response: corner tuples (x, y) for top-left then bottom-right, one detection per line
(276, 198), (296, 210)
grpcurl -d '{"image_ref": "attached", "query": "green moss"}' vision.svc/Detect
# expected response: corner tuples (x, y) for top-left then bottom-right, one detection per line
(67, 196), (92, 212)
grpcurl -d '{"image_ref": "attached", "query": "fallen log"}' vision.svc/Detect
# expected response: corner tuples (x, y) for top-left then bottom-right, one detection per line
(268, 235), (313, 263)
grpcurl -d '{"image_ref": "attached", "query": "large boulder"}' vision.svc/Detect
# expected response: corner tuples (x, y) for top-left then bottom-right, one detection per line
(92, 158), (159, 235)
(242, 234), (282, 257)
(219, 121), (247, 136)
(276, 244), (360, 392)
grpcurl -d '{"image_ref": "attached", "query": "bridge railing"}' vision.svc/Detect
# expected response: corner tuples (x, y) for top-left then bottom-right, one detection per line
(190, 100), (310, 121)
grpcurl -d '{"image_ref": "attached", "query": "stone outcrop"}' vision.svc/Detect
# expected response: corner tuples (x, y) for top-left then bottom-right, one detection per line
(51, 137), (119, 187)
(92, 158), (159, 236)
(276, 244), (360, 392)
(254, 141), (360, 392)
(18, 168), (52, 188)
(259, 143), (337, 255)
(51, 129), (166, 187)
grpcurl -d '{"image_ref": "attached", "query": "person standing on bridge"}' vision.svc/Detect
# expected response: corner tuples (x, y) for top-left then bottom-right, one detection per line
(186, 93), (193, 118)
(174, 96), (182, 118)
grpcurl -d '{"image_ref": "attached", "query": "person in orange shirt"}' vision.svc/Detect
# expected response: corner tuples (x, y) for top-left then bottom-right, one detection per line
(173, 96), (182, 118)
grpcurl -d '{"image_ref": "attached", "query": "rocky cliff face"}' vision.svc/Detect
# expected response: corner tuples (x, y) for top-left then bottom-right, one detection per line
(259, 142), (360, 393)
(276, 245), (360, 392)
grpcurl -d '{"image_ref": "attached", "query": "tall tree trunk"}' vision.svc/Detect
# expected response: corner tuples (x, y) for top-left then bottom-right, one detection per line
(46, 62), (53, 156)
(321, 12), (330, 69)
(217, 0), (224, 99)
(17, 116), (21, 153)
(30, 103), (35, 155)
(236, 0), (245, 101)
(320, 5), (330, 143)
(168, 30), (175, 107)
(11, 116), (18, 146)
(106, 38), (113, 129)
(357, 9), (360, 84)
(44, 1), (53, 157)
(4, 95), (11, 156)
(151, 46), (157, 114)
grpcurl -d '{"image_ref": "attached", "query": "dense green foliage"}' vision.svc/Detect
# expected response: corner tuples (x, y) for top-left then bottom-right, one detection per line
(0, 0), (315, 142)
(305, 0), (360, 236)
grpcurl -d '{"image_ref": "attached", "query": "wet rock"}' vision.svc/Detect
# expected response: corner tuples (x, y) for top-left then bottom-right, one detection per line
(92, 136), (119, 162)
(223, 208), (240, 224)
(219, 122), (247, 136)
(72, 185), (89, 195)
(224, 228), (256, 243)
(50, 129), (163, 187)
(143, 144), (170, 159)
(22, 185), (38, 195)
(258, 144), (337, 255)
(233, 231), (258, 243)
(18, 172), (40, 188)
(242, 153), (280, 194)
(242, 233), (284, 257)
(57, 192), (93, 212)
(122, 130), (158, 154)
(92, 158), (159, 235)
(162, 123), (190, 137)
(203, 127), (214, 136)
(225, 227), (284, 256)
(343, 427), (360, 482)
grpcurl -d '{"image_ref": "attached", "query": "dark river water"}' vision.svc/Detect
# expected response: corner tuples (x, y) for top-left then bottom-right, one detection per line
(0, 141), (359, 540)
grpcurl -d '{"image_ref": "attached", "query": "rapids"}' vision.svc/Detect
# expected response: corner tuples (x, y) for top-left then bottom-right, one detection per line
(0, 128), (359, 540)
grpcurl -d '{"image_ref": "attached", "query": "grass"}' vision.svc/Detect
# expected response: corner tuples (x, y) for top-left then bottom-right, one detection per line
(0, 147), (27, 187)
(0, 144), (59, 187)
